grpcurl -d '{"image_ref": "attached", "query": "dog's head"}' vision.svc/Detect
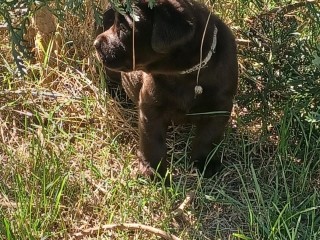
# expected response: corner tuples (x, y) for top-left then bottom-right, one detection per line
(94, 0), (196, 72)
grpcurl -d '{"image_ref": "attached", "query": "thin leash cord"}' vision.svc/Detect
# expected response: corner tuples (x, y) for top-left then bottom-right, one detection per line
(196, 12), (211, 87)
(132, 5), (136, 71)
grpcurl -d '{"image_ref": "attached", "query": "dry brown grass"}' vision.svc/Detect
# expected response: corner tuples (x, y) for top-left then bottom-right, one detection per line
(1, 1), (319, 239)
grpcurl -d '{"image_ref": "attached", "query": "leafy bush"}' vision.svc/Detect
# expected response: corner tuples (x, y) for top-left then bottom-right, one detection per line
(236, 2), (320, 134)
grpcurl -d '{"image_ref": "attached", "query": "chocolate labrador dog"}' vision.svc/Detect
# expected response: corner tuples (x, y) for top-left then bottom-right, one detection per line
(94, 0), (238, 178)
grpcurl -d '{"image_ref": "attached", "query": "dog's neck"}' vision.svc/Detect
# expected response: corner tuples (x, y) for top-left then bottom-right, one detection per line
(180, 25), (218, 75)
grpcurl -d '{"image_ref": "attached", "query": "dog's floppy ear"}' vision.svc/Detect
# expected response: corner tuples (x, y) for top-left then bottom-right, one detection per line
(95, 6), (115, 35)
(151, 0), (195, 53)
(102, 6), (115, 30)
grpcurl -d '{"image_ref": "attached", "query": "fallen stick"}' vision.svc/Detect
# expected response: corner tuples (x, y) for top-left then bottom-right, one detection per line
(174, 191), (195, 217)
(74, 223), (181, 240)
(0, 89), (82, 100)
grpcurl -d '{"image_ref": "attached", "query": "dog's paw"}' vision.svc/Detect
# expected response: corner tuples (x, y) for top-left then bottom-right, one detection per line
(131, 156), (155, 179)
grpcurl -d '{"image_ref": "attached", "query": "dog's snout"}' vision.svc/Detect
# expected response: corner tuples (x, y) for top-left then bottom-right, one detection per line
(94, 35), (110, 54)
(94, 34), (107, 50)
(93, 38), (101, 49)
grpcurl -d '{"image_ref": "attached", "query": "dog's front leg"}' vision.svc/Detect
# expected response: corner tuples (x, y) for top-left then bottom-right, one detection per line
(191, 115), (230, 177)
(138, 107), (168, 178)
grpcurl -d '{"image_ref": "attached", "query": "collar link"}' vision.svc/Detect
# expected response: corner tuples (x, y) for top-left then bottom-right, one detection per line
(180, 25), (218, 75)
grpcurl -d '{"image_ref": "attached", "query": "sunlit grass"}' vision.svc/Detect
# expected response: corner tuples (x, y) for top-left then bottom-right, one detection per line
(1, 0), (320, 239)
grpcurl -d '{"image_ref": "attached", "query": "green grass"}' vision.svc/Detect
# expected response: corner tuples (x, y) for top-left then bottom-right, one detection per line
(1, 0), (320, 239)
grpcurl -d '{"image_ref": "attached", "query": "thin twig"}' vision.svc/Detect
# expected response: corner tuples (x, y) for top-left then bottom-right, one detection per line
(236, 38), (251, 45)
(0, 201), (17, 208)
(0, 24), (8, 30)
(248, 0), (317, 20)
(73, 223), (181, 240)
(132, 4), (136, 71)
(84, 175), (108, 195)
(195, 11), (211, 97)
(0, 89), (82, 100)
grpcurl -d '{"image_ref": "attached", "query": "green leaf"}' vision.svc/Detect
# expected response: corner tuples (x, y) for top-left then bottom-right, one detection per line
(312, 53), (320, 67)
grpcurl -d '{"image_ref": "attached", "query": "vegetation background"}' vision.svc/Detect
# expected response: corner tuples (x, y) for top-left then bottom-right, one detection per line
(0, 0), (319, 239)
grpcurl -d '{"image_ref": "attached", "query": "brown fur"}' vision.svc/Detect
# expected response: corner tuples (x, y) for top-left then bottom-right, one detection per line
(94, 0), (238, 178)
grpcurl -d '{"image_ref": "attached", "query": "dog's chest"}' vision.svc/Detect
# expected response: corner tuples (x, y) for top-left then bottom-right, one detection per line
(149, 76), (201, 113)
